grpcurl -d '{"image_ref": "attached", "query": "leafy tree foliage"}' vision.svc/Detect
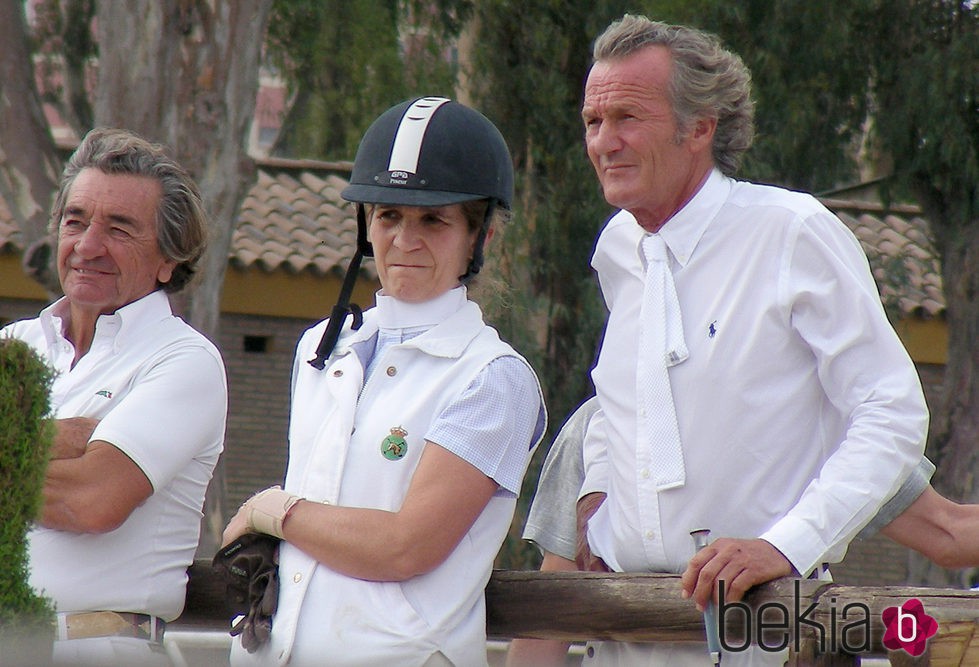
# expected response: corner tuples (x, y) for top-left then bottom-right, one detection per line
(463, 0), (618, 435)
(688, 1), (872, 192)
(459, 0), (623, 568)
(265, 0), (462, 160)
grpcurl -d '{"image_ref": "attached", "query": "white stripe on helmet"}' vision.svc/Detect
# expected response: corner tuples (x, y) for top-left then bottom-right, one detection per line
(387, 97), (451, 173)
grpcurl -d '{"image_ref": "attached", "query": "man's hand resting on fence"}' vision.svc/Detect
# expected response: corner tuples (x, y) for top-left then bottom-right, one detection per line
(680, 537), (793, 610)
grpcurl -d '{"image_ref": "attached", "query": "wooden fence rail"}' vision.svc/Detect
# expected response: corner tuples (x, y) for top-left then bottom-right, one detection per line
(181, 562), (979, 665)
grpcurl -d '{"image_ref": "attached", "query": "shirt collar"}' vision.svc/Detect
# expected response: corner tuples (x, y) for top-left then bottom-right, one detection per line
(374, 286), (468, 331)
(334, 286), (479, 359)
(40, 290), (174, 351)
(654, 168), (732, 267)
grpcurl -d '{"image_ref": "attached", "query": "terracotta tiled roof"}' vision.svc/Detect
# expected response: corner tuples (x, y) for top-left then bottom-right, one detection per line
(0, 169), (943, 317)
(232, 166), (376, 280)
(824, 198), (945, 318)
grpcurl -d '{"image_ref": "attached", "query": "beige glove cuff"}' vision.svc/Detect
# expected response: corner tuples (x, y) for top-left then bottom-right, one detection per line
(243, 486), (302, 539)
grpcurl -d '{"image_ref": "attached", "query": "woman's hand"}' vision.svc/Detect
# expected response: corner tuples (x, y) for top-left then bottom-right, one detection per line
(221, 486), (302, 547)
(222, 504), (252, 548)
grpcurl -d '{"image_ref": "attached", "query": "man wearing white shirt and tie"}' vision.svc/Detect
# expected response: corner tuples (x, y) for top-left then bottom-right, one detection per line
(568, 14), (928, 665)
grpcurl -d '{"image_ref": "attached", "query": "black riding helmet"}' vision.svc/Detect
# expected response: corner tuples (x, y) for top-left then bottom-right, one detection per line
(308, 96), (514, 369)
(343, 95), (513, 210)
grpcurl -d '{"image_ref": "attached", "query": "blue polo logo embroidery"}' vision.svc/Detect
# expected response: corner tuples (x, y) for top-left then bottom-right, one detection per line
(95, 390), (113, 399)
(380, 426), (408, 461)
(709, 320), (718, 338)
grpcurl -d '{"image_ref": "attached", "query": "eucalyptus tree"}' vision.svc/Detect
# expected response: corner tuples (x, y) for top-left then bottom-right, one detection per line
(0, 0), (273, 553)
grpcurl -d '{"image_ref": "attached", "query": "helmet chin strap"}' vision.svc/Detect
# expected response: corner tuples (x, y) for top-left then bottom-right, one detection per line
(459, 201), (496, 284)
(310, 199), (498, 369)
(308, 204), (374, 370)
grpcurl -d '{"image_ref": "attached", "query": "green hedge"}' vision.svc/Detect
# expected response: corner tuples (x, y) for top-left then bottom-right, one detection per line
(0, 338), (56, 658)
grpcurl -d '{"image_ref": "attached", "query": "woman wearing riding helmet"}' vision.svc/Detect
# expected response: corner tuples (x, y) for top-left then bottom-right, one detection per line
(223, 97), (546, 666)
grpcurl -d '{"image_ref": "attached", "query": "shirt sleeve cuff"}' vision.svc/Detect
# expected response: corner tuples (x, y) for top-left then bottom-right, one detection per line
(759, 516), (828, 578)
(580, 409), (609, 500)
(579, 463), (608, 500)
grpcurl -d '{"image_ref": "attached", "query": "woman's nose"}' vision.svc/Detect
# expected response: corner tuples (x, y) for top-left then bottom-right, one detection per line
(392, 221), (421, 249)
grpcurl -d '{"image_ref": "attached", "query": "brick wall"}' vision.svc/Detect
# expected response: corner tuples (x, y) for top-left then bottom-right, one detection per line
(218, 312), (317, 508)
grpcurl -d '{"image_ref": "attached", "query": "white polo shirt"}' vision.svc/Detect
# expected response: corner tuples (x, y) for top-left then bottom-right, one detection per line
(3, 290), (227, 621)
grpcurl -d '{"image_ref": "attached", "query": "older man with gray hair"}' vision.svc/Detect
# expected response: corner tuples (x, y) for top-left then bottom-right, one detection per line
(2, 128), (227, 666)
(511, 14), (929, 666)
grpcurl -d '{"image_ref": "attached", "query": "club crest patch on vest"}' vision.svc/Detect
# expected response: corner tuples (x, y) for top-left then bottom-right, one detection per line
(380, 426), (409, 461)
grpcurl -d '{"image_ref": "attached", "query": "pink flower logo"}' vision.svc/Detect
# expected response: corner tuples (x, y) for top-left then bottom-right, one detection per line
(881, 599), (938, 656)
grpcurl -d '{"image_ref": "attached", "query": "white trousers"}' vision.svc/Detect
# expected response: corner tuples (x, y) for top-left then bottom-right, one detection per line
(52, 636), (171, 667)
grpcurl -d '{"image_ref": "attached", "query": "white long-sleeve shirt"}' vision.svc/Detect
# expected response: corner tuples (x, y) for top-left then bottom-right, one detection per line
(581, 169), (928, 578)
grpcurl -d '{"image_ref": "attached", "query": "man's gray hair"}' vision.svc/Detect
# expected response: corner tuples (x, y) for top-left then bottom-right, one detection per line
(593, 14), (755, 176)
(51, 127), (208, 293)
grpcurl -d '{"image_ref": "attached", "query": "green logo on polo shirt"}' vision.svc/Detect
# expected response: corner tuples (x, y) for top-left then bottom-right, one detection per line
(380, 426), (408, 461)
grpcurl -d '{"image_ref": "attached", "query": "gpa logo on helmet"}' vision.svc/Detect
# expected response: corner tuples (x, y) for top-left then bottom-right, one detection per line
(389, 170), (410, 185)
(377, 170), (423, 187)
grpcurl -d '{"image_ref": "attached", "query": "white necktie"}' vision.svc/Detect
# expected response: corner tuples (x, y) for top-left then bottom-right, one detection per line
(638, 233), (688, 490)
